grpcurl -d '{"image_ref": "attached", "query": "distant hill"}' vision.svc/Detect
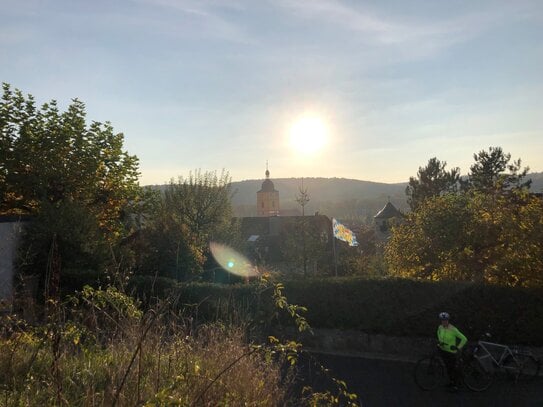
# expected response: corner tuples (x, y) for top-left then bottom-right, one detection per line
(530, 172), (543, 192)
(146, 172), (543, 221)
(229, 172), (543, 220)
(230, 177), (408, 220)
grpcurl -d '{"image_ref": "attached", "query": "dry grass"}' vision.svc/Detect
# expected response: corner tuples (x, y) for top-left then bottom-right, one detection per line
(0, 288), (289, 406)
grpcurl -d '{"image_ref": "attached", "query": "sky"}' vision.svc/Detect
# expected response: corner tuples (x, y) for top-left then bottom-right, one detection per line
(2, 0), (542, 185)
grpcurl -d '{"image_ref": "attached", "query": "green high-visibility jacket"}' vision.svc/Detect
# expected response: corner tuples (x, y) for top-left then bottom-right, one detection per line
(437, 324), (467, 353)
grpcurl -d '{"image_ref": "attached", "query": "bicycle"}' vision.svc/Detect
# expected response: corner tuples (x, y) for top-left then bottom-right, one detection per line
(471, 335), (540, 382)
(414, 336), (541, 392)
(414, 345), (493, 392)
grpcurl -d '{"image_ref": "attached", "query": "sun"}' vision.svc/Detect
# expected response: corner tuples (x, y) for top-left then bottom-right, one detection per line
(289, 115), (328, 155)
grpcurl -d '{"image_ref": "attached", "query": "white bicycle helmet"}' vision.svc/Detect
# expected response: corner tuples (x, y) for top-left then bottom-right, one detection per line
(439, 312), (450, 320)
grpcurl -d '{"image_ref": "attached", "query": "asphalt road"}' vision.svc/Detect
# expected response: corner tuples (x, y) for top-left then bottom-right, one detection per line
(301, 353), (543, 407)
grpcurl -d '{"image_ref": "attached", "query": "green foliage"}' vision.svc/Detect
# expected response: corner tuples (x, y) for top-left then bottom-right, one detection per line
(18, 200), (110, 278)
(386, 190), (543, 287)
(0, 286), (288, 406)
(142, 277), (543, 346)
(1, 275), (370, 406)
(138, 170), (240, 280)
(129, 274), (361, 405)
(279, 217), (331, 275)
(386, 193), (470, 281)
(79, 285), (143, 320)
(271, 280), (312, 334)
(1, 83), (141, 231)
(406, 157), (460, 210)
(331, 225), (385, 278)
(392, 147), (542, 287)
(464, 146), (531, 193)
(264, 276), (359, 406)
(1, 83), (149, 301)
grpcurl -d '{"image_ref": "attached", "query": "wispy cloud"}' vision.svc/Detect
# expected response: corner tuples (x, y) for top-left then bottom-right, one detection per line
(276, 0), (539, 58)
(131, 0), (255, 44)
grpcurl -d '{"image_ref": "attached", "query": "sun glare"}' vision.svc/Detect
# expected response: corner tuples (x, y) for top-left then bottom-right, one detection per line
(289, 116), (328, 155)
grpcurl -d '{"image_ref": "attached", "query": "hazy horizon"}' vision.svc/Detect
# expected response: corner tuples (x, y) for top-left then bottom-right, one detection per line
(146, 170), (543, 187)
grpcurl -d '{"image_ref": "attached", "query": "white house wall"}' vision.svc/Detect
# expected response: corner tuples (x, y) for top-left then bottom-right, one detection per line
(0, 221), (25, 300)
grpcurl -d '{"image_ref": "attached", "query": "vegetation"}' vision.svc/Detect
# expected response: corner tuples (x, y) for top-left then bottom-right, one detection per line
(386, 147), (542, 287)
(0, 83), (141, 227)
(3, 83), (543, 404)
(136, 170), (241, 281)
(405, 157), (460, 210)
(463, 146), (531, 193)
(279, 187), (334, 276)
(1, 82), (149, 299)
(0, 81), (361, 405)
(0, 287), (287, 406)
(1, 278), (363, 406)
(130, 278), (543, 346)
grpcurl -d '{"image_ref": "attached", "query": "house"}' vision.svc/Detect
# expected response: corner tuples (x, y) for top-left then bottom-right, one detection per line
(0, 215), (31, 301)
(374, 200), (404, 241)
(240, 214), (333, 265)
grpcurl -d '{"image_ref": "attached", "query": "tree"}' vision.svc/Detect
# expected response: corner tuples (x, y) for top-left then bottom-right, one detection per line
(462, 190), (543, 287)
(139, 170), (240, 280)
(392, 148), (542, 287)
(295, 182), (310, 276)
(0, 83), (141, 237)
(405, 157), (460, 210)
(280, 217), (330, 275)
(385, 190), (543, 287)
(464, 146), (531, 193)
(385, 193), (471, 281)
(1, 83), (144, 291)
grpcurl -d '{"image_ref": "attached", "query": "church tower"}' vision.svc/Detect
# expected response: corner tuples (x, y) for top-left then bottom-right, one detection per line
(257, 164), (280, 216)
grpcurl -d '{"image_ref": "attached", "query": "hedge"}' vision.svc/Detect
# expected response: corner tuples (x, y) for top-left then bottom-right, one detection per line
(126, 276), (543, 346)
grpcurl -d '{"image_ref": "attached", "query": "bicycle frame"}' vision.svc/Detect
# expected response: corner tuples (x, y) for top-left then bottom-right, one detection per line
(475, 341), (518, 374)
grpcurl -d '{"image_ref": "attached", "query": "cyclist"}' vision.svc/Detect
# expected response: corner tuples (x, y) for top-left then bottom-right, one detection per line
(437, 312), (467, 392)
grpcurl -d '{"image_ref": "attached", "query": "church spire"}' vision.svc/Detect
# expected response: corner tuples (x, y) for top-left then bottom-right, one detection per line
(257, 161), (279, 216)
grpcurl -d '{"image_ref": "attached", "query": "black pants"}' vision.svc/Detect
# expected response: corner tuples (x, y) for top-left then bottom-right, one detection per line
(439, 349), (460, 385)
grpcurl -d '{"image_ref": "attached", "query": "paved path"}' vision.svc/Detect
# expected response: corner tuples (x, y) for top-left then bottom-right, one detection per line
(301, 352), (543, 407)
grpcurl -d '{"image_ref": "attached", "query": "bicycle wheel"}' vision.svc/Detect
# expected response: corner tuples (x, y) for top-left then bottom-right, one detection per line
(506, 354), (541, 381)
(463, 357), (493, 392)
(414, 356), (446, 390)
(502, 354), (522, 381)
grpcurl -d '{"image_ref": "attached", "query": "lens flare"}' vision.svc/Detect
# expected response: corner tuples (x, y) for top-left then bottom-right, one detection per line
(209, 242), (259, 277)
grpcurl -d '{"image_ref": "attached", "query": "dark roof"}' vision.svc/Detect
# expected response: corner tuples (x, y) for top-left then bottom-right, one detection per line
(258, 178), (276, 193)
(279, 208), (301, 216)
(239, 215), (332, 237)
(240, 217), (270, 237)
(374, 202), (403, 219)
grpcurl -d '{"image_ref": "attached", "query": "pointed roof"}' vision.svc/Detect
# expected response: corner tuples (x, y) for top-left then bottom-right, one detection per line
(374, 202), (403, 219)
(258, 165), (277, 193)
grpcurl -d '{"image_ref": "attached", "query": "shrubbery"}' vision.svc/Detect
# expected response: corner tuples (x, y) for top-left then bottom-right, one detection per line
(0, 286), (287, 406)
(128, 277), (543, 346)
(2, 280), (363, 406)
(281, 278), (543, 345)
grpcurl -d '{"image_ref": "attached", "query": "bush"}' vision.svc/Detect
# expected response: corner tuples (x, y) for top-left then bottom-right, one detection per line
(284, 278), (543, 345)
(141, 277), (543, 346)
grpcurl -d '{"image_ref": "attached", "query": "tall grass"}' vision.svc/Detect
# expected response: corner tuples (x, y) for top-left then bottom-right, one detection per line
(0, 286), (288, 406)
